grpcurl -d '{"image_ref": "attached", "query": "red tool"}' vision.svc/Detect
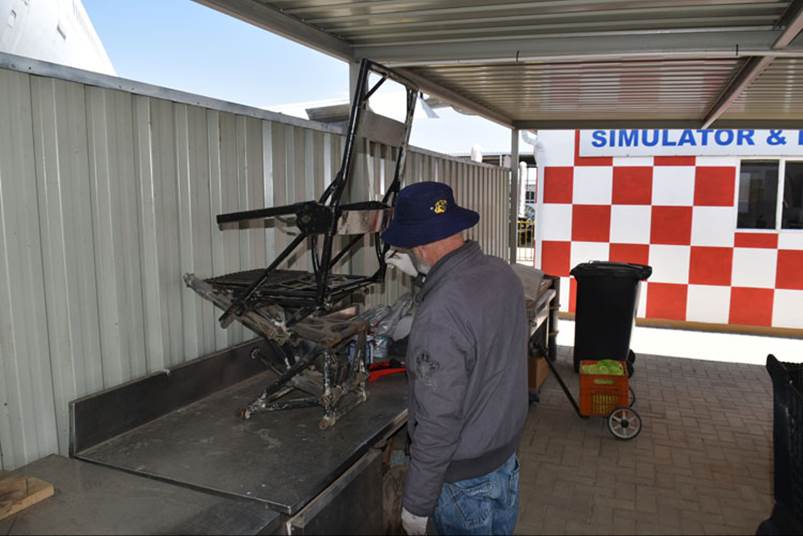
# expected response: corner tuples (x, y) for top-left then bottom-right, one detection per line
(368, 360), (406, 382)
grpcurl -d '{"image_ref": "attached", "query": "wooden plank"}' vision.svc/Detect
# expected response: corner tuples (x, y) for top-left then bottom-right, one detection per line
(0, 476), (54, 520)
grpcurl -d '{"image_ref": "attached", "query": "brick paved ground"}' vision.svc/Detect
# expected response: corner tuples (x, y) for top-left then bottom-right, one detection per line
(516, 347), (774, 535)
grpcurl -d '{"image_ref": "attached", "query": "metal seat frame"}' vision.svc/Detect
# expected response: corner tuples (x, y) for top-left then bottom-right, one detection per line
(216, 59), (419, 328)
(185, 59), (420, 427)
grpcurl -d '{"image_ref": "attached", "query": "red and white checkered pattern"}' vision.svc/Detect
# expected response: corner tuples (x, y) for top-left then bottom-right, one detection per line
(535, 130), (803, 330)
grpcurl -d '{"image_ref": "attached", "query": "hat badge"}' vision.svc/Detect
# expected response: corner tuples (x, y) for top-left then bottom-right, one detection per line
(432, 199), (448, 215)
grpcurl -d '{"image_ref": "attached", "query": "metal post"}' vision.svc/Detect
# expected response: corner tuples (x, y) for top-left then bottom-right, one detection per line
(349, 61), (361, 105)
(345, 60), (369, 284)
(509, 128), (520, 264)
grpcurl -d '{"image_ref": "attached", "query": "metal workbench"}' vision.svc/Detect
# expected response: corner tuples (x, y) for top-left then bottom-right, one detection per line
(68, 339), (408, 533)
(0, 455), (281, 535)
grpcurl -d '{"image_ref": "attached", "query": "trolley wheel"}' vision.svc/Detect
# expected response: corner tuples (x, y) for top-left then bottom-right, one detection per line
(607, 407), (642, 440)
(628, 386), (636, 408)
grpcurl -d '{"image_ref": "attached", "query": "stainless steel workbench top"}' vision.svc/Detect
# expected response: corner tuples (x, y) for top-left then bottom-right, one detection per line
(0, 455), (281, 535)
(76, 373), (408, 516)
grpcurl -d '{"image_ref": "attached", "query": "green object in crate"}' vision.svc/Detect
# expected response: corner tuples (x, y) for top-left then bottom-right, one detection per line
(581, 359), (625, 376)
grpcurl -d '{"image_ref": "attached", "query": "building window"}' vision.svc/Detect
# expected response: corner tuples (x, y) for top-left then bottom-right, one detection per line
(738, 161), (778, 229)
(783, 161), (803, 230)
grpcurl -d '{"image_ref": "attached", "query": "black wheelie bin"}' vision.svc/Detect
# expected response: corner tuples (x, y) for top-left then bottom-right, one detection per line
(570, 261), (652, 374)
(758, 355), (803, 535)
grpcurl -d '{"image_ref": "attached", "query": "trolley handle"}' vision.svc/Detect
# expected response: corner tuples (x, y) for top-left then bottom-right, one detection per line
(542, 356), (588, 419)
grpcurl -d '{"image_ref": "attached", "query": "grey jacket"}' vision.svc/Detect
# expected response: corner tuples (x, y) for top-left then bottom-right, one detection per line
(402, 241), (529, 517)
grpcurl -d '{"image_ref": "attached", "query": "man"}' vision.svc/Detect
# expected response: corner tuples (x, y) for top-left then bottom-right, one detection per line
(381, 181), (529, 535)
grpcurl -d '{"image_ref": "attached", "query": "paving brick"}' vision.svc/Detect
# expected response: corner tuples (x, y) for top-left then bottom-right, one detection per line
(517, 349), (773, 535)
(515, 521), (543, 535)
(635, 492), (658, 514)
(655, 503), (682, 527)
(552, 479), (573, 498)
(590, 484), (617, 500)
(542, 510), (568, 533)
(719, 505), (767, 528)
(680, 517), (706, 534)
(612, 517), (637, 534)
(653, 444), (672, 461)
(703, 522), (739, 535)
(564, 521), (596, 534)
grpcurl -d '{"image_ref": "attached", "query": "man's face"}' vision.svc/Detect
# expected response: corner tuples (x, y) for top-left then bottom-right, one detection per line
(409, 246), (432, 274)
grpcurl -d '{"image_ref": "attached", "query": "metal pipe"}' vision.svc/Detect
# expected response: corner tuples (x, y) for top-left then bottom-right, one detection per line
(376, 87), (418, 271)
(364, 74), (388, 101)
(316, 59), (372, 305)
(217, 202), (300, 226)
(509, 128), (519, 265)
(259, 348), (321, 402)
(542, 356), (587, 419)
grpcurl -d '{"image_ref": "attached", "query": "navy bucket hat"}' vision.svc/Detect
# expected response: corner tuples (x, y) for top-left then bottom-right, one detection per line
(381, 181), (479, 248)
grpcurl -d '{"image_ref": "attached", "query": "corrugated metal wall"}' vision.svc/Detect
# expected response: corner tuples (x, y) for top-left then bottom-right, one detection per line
(0, 65), (509, 470)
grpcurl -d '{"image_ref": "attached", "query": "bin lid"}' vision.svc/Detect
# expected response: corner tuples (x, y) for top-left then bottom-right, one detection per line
(570, 261), (652, 280)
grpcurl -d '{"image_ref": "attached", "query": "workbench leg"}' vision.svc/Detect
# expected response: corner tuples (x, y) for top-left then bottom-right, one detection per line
(547, 277), (560, 363)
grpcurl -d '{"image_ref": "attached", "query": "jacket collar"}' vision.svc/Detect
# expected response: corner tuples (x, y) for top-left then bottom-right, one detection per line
(418, 240), (482, 302)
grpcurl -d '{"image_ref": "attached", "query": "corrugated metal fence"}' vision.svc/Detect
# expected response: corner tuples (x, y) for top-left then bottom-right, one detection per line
(0, 60), (509, 469)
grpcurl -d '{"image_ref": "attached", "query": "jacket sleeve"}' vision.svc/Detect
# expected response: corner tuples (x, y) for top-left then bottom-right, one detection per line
(402, 306), (473, 517)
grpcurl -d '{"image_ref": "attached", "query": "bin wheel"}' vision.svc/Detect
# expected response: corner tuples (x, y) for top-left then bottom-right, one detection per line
(628, 386), (636, 408)
(627, 350), (636, 378)
(607, 407), (641, 440)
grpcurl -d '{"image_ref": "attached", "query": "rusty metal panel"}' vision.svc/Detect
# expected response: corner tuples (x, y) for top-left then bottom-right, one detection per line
(0, 65), (508, 469)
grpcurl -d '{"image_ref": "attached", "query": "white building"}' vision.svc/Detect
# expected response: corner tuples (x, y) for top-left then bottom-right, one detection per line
(0, 0), (114, 75)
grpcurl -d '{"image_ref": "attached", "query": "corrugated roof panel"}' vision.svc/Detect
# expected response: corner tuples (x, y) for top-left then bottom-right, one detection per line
(725, 58), (803, 118)
(222, 0), (803, 126)
(410, 59), (740, 121)
(267, 0), (787, 43)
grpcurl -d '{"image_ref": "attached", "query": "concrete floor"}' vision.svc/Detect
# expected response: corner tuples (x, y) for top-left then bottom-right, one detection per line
(516, 346), (774, 535)
(558, 319), (803, 367)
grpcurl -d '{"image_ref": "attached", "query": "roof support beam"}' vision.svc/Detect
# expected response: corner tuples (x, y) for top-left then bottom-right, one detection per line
(775, 0), (803, 48)
(194, 0), (353, 61)
(702, 0), (803, 128)
(354, 30), (797, 67)
(701, 57), (773, 128)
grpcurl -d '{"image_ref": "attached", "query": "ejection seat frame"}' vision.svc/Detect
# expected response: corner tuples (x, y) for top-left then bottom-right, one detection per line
(184, 59), (420, 428)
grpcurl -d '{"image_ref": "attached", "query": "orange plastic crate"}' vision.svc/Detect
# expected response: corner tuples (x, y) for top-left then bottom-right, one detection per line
(579, 360), (629, 417)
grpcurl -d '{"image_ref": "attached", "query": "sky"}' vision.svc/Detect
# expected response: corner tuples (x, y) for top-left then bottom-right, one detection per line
(82, 0), (350, 107)
(81, 0), (513, 155)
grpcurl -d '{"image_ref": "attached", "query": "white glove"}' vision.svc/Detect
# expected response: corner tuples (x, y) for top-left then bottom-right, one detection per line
(385, 249), (418, 277)
(401, 507), (429, 535)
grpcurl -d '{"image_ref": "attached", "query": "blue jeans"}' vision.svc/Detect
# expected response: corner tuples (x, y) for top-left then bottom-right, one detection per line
(432, 454), (520, 535)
